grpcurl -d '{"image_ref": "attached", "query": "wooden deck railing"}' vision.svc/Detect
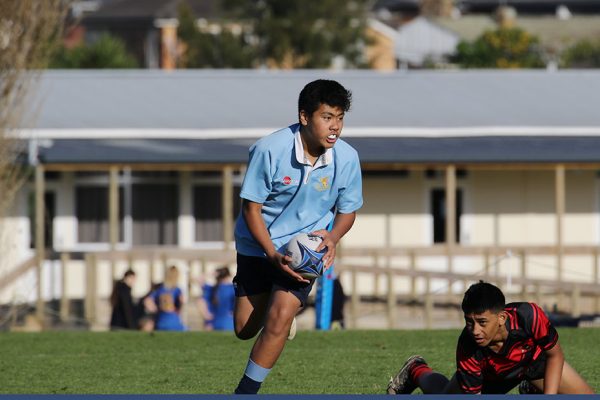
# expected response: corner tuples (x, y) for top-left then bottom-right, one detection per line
(6, 244), (600, 330)
(0, 255), (37, 292)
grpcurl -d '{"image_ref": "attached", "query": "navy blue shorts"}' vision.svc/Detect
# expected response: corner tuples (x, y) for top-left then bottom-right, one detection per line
(233, 253), (315, 307)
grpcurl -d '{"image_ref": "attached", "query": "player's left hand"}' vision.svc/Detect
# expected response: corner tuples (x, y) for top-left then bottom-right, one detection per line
(309, 229), (339, 270)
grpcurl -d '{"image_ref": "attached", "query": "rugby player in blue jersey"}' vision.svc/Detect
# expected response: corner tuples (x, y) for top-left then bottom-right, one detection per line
(233, 79), (363, 394)
(387, 281), (594, 395)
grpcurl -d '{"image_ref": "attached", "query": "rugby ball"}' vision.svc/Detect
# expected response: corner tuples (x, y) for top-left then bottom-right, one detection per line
(285, 233), (327, 279)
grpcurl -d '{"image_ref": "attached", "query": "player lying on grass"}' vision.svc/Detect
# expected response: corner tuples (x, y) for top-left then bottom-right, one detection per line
(387, 281), (594, 395)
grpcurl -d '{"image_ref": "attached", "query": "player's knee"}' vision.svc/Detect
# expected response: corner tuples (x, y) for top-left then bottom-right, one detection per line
(263, 313), (294, 338)
(262, 322), (288, 338)
(234, 330), (253, 340)
(234, 325), (256, 340)
(234, 320), (260, 340)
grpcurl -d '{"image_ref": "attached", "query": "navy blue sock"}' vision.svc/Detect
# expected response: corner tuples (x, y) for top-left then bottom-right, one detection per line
(235, 374), (262, 394)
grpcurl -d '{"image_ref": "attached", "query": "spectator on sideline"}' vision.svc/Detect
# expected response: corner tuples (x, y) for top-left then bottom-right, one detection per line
(144, 266), (186, 331)
(109, 269), (137, 330)
(199, 267), (235, 331)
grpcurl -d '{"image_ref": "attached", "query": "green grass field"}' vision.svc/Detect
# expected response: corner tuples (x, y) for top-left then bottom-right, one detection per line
(0, 328), (598, 394)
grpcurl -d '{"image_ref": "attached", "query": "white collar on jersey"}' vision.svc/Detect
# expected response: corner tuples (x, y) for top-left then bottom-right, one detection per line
(294, 128), (333, 167)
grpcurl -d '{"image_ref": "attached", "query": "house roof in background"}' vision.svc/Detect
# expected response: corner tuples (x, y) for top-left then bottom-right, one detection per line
(26, 70), (600, 165)
(456, 0), (600, 14)
(432, 16), (496, 42)
(395, 17), (461, 63)
(29, 70), (600, 132)
(434, 15), (600, 49)
(374, 0), (600, 14)
(37, 136), (600, 165)
(372, 0), (420, 13)
(84, 0), (219, 22)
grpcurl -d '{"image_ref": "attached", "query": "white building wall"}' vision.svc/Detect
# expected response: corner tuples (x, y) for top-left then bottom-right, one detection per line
(564, 170), (599, 245)
(0, 186), (34, 304)
(344, 173), (431, 248)
(178, 171), (194, 247)
(3, 169), (600, 305)
(54, 172), (77, 250)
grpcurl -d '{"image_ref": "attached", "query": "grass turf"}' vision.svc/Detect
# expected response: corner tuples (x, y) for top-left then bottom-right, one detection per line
(0, 328), (598, 394)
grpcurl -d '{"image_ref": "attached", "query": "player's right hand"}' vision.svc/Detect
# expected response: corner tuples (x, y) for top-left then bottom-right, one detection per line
(268, 252), (310, 284)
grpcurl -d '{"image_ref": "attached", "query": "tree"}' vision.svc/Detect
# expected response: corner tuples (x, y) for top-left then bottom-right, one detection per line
(0, 0), (67, 226)
(177, 3), (255, 68)
(561, 39), (600, 69)
(223, 0), (370, 69)
(0, 0), (68, 303)
(50, 33), (138, 69)
(452, 28), (545, 69)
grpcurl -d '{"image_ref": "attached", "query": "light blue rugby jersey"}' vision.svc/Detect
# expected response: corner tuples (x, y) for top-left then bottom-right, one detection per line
(234, 123), (363, 257)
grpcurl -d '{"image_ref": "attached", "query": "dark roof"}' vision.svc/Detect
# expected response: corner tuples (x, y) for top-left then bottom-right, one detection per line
(347, 136), (600, 164)
(37, 136), (600, 165)
(456, 0), (600, 14)
(376, 0), (600, 14)
(84, 0), (219, 23)
(373, 0), (420, 12)
(38, 138), (254, 164)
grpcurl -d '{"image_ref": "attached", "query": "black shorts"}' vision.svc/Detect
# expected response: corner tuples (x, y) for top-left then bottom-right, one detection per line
(233, 253), (315, 307)
(481, 354), (547, 394)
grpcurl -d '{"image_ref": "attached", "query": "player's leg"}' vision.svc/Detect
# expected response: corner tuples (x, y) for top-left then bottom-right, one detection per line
(419, 372), (463, 394)
(527, 360), (594, 394)
(235, 289), (301, 394)
(234, 293), (270, 340)
(557, 361), (594, 393)
(232, 254), (273, 340)
(387, 356), (462, 394)
(235, 275), (313, 395)
(249, 289), (301, 368)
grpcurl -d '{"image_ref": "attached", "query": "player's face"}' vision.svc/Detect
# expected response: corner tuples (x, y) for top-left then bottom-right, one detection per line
(299, 103), (345, 155)
(124, 274), (136, 287)
(464, 310), (506, 347)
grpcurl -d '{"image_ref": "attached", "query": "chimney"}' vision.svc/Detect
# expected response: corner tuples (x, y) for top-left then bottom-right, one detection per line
(420, 0), (455, 17)
(496, 6), (517, 28)
(155, 18), (179, 70)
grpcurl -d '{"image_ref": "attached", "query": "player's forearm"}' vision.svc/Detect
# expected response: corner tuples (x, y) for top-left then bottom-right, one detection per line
(242, 200), (277, 258)
(328, 212), (356, 244)
(543, 345), (564, 394)
(144, 297), (157, 313)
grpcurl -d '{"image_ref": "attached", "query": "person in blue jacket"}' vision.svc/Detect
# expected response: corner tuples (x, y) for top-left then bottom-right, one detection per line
(199, 267), (235, 331)
(145, 266), (186, 331)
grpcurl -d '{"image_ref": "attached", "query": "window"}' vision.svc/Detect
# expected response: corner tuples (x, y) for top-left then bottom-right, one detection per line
(76, 186), (124, 243)
(29, 191), (56, 249)
(431, 188), (462, 244)
(131, 184), (178, 245)
(362, 170), (409, 178)
(193, 185), (241, 242)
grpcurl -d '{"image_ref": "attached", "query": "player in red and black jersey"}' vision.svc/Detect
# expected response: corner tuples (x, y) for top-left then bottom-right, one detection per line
(387, 281), (594, 395)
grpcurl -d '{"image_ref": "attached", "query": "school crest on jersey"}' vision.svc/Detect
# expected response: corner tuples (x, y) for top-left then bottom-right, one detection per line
(314, 176), (330, 192)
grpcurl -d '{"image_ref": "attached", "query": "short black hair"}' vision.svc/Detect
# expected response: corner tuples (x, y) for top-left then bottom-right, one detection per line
(123, 269), (135, 278)
(298, 79), (352, 118)
(461, 281), (505, 314)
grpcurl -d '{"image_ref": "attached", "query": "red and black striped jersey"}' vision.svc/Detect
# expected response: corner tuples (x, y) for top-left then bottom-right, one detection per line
(455, 302), (559, 394)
